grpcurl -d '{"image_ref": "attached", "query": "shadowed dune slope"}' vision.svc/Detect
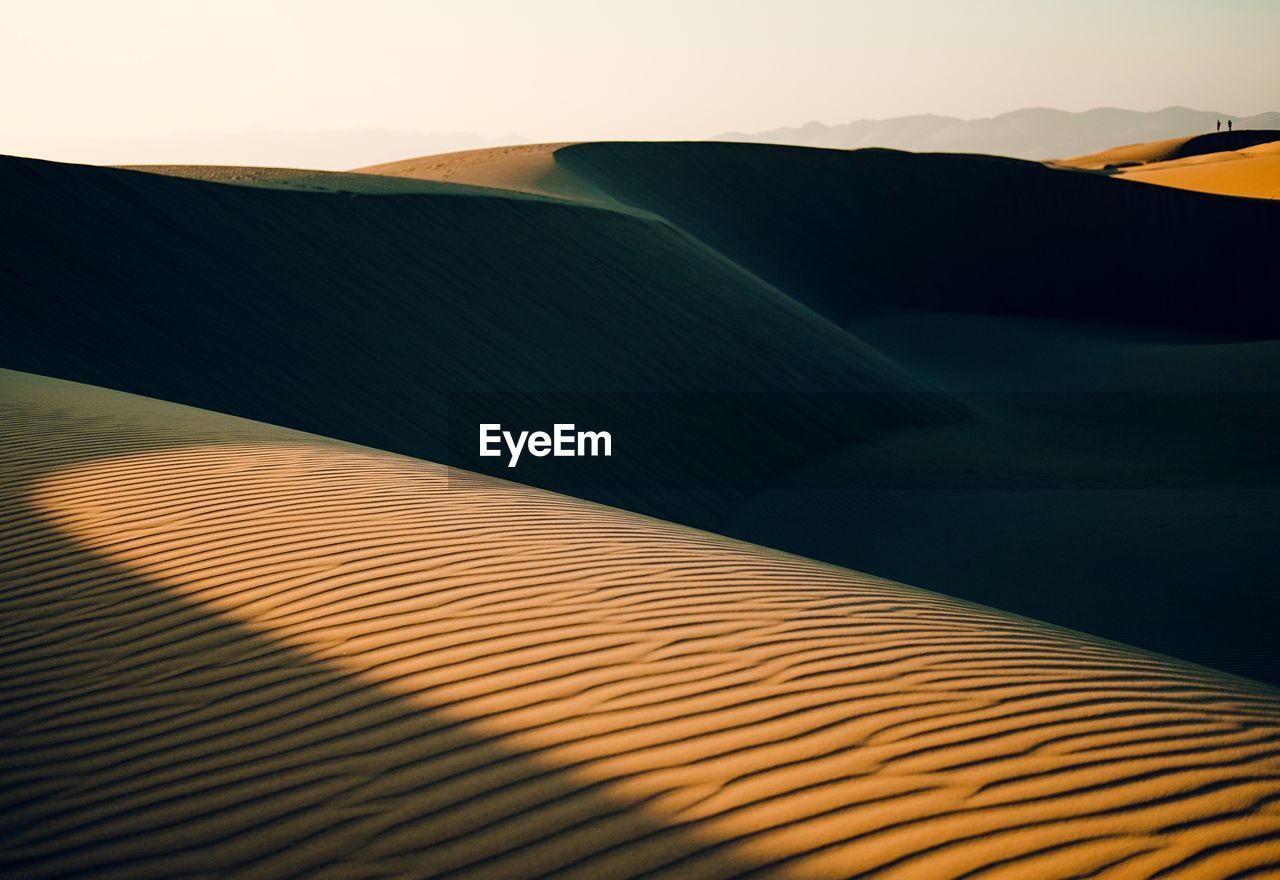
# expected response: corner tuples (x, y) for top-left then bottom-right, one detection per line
(549, 142), (1280, 333)
(0, 154), (944, 517)
(4, 369), (1280, 879)
(7, 148), (1280, 689)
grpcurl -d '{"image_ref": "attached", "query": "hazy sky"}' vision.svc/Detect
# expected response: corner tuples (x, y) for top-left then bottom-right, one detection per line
(4, 0), (1277, 163)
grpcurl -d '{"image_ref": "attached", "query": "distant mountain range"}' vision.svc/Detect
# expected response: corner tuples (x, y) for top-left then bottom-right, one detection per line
(717, 107), (1280, 160)
(12, 107), (1280, 171)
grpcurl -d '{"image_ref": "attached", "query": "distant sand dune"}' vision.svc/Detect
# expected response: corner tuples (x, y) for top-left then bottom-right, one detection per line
(4, 370), (1280, 878)
(554, 142), (1280, 331)
(1057, 130), (1280, 170)
(118, 164), (543, 198)
(1055, 130), (1280, 200)
(361, 141), (1280, 331)
(1115, 142), (1280, 201)
(356, 143), (619, 205)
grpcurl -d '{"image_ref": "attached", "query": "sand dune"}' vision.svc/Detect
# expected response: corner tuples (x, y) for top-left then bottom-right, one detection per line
(552, 142), (1280, 332)
(1056, 130), (1280, 171)
(4, 369), (1280, 879)
(1113, 141), (1280, 200)
(361, 142), (1280, 685)
(363, 141), (1280, 331)
(119, 164), (539, 198)
(1055, 131), (1280, 200)
(357, 143), (618, 205)
(0, 152), (936, 515)
(5, 146), (1280, 687)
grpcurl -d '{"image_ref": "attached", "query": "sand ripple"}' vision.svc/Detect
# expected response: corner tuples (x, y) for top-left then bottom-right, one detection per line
(3, 374), (1279, 878)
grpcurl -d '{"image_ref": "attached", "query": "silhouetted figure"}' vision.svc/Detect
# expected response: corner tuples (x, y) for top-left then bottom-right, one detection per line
(1228, 119), (1233, 132)
(1217, 120), (1222, 132)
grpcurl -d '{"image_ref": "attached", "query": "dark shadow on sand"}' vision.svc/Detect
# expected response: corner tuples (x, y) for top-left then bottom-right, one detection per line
(0, 431), (759, 879)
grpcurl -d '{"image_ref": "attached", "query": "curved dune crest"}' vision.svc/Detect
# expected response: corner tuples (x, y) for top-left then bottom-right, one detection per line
(356, 143), (619, 205)
(547, 141), (1280, 332)
(1057, 130), (1280, 170)
(0, 152), (934, 513)
(4, 371), (1280, 879)
(1055, 130), (1280, 200)
(1115, 143), (1280, 200)
(118, 163), (545, 198)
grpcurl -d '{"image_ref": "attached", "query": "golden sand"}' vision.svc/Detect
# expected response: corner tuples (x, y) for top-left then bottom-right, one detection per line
(1055, 131), (1280, 200)
(4, 370), (1279, 878)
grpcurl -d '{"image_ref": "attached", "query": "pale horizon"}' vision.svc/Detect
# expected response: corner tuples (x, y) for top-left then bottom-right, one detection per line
(4, 0), (1278, 167)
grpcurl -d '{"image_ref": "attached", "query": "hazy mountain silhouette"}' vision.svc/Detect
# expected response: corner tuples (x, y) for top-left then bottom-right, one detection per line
(718, 106), (1280, 159)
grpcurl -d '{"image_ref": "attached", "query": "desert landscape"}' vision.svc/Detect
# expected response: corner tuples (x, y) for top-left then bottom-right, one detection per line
(5, 369), (1280, 879)
(4, 2), (1280, 877)
(3, 128), (1280, 877)
(5, 135), (1280, 683)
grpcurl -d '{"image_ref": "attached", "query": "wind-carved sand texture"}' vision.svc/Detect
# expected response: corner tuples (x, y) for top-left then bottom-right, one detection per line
(4, 370), (1280, 879)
